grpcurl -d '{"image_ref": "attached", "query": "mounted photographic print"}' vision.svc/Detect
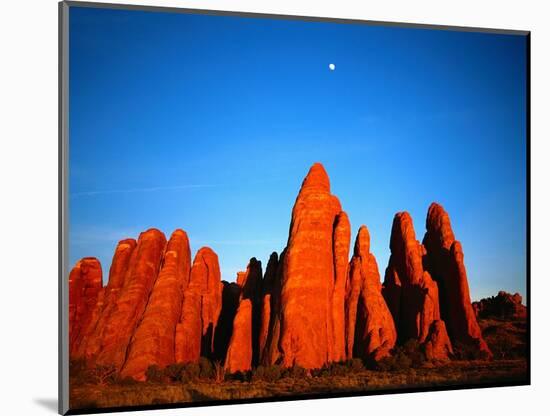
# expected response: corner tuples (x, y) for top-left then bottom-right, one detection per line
(59, 1), (530, 414)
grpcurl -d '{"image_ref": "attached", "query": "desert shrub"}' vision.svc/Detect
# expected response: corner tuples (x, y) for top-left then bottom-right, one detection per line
(146, 365), (165, 383)
(213, 361), (226, 383)
(69, 358), (87, 378)
(69, 358), (92, 384)
(69, 359), (118, 385)
(401, 339), (426, 367)
(89, 364), (118, 385)
(376, 339), (426, 371)
(376, 349), (413, 372)
(452, 342), (484, 360)
(312, 362), (348, 377)
(227, 370), (252, 382)
(282, 365), (308, 379)
(117, 376), (139, 386)
(345, 358), (365, 373)
(181, 362), (201, 382)
(199, 357), (215, 379)
(163, 363), (186, 382)
(252, 365), (282, 382)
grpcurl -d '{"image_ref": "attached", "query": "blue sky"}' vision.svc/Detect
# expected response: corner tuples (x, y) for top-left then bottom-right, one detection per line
(69, 6), (527, 301)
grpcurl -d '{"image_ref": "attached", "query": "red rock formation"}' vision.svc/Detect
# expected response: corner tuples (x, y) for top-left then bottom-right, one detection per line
(258, 253), (279, 363)
(261, 249), (285, 366)
(332, 212), (351, 362)
(213, 281), (241, 362)
(121, 230), (191, 380)
(472, 291), (526, 319)
(279, 163), (346, 369)
(175, 289), (202, 364)
(345, 226), (396, 362)
(69, 257), (103, 355)
(383, 213), (429, 341)
(224, 258), (263, 372)
(422, 203), (492, 358)
(94, 229), (167, 369)
(423, 320), (453, 361)
(74, 239), (137, 359)
(175, 247), (222, 363)
(224, 299), (253, 373)
(382, 212), (452, 360)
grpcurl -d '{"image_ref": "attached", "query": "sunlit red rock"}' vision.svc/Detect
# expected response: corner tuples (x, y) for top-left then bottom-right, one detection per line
(345, 226), (396, 362)
(279, 163), (344, 369)
(175, 289), (202, 364)
(121, 230), (191, 380)
(69, 257), (103, 355)
(422, 203), (492, 358)
(94, 229), (167, 369)
(175, 247), (223, 363)
(423, 319), (453, 361)
(224, 299), (253, 373)
(74, 239), (137, 359)
(224, 258), (263, 372)
(332, 211), (351, 362)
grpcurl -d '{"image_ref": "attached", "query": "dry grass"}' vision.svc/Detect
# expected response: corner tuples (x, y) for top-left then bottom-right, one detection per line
(70, 359), (527, 411)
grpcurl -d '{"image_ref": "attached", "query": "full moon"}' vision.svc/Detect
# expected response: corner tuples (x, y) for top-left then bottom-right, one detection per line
(329, 63), (335, 71)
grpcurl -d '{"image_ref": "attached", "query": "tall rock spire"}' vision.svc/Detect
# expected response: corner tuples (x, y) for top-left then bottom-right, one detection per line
(422, 203), (491, 358)
(121, 230), (191, 380)
(278, 163), (350, 369)
(345, 226), (396, 362)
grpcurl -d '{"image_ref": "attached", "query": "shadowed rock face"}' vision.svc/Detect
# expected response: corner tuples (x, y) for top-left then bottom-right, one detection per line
(95, 229), (167, 370)
(258, 252), (279, 363)
(214, 281), (241, 362)
(175, 247), (222, 363)
(422, 203), (492, 358)
(384, 213), (432, 341)
(69, 257), (103, 355)
(262, 249), (286, 366)
(224, 258), (263, 373)
(345, 226), (396, 362)
(279, 163), (349, 369)
(121, 230), (191, 380)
